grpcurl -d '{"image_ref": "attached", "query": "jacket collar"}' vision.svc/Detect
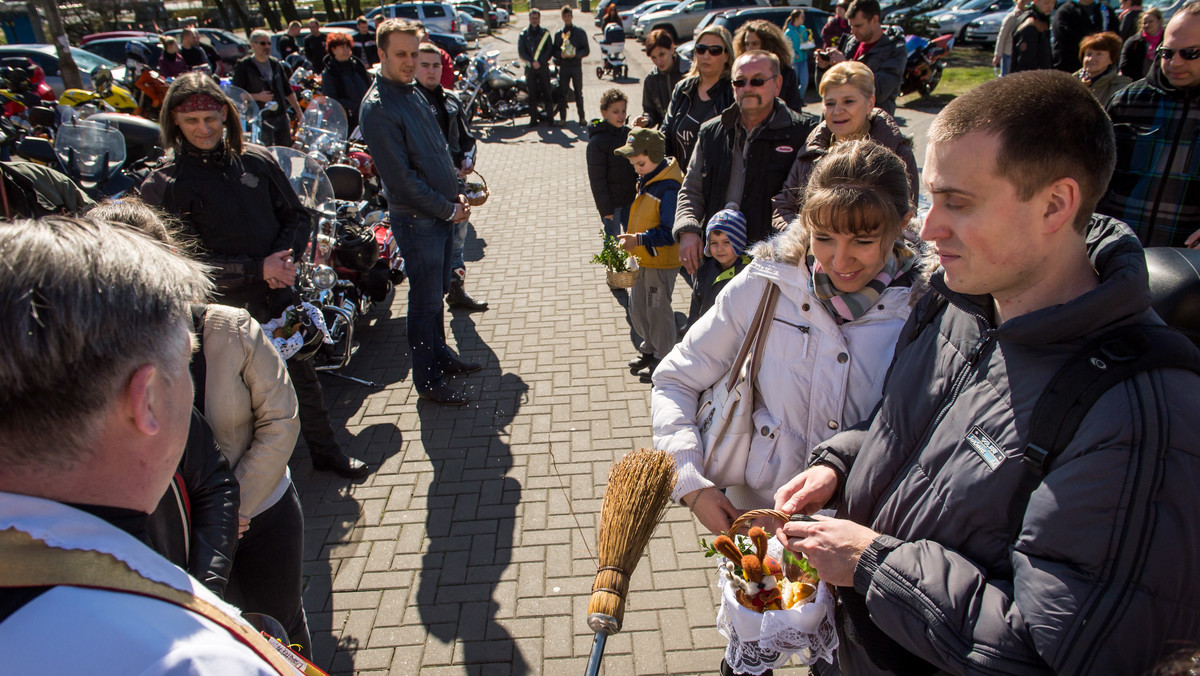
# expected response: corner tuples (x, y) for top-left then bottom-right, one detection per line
(638, 157), (683, 191)
(375, 73), (420, 95)
(934, 215), (1152, 344)
(718, 100), (791, 132)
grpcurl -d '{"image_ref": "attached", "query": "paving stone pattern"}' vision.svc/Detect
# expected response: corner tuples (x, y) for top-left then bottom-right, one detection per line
(290, 16), (813, 675)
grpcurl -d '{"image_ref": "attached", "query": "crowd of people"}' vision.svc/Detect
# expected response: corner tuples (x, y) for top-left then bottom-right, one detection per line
(2, 3), (1200, 674)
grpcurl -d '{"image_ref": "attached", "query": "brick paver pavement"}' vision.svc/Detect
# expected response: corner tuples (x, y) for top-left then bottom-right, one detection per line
(291, 15), (938, 675)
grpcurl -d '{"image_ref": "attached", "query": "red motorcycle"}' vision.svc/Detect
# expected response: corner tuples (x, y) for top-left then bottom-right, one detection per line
(901, 33), (954, 98)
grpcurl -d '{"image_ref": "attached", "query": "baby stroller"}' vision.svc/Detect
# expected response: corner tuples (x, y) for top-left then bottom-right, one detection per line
(597, 23), (627, 80)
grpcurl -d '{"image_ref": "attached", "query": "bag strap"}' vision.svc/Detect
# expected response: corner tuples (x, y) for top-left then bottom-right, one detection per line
(1007, 324), (1200, 537)
(0, 528), (305, 675)
(190, 304), (208, 416)
(724, 281), (779, 392)
(747, 283), (782, 385)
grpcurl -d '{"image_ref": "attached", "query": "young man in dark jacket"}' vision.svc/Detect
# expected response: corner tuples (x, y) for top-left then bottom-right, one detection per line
(553, 5), (590, 125)
(637, 29), (690, 128)
(815, 0), (907, 113)
(353, 15), (378, 65)
(674, 51), (817, 276)
(518, 8), (555, 126)
(303, 18), (327, 68)
(775, 70), (1200, 675)
(278, 20), (302, 59)
(360, 21), (480, 405)
(415, 43), (488, 312)
(1099, 4), (1200, 248)
(587, 88), (638, 238)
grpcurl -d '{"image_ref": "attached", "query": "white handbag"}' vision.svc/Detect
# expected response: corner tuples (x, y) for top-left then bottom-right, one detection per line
(695, 282), (781, 489)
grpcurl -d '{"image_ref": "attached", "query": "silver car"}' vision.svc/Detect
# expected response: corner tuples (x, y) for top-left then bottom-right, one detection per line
(918, 0), (1013, 38)
(962, 7), (1007, 44)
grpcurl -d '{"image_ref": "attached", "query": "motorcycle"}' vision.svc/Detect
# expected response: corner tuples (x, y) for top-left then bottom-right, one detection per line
(49, 119), (132, 198)
(459, 48), (562, 125)
(0, 57), (55, 118)
(901, 33), (954, 98)
(58, 67), (140, 117)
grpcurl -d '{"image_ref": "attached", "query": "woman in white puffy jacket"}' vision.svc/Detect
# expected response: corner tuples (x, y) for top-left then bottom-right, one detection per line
(652, 139), (933, 535)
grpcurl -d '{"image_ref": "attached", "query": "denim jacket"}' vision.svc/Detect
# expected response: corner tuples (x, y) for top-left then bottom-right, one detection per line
(359, 74), (459, 221)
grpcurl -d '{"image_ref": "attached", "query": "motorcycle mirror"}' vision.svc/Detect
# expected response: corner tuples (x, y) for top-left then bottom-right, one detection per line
(263, 101), (279, 113)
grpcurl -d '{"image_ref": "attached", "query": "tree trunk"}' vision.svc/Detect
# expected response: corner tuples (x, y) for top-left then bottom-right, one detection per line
(228, 0), (256, 35)
(345, 0), (361, 20)
(278, 0), (300, 23)
(36, 0), (82, 90)
(258, 0), (282, 31)
(321, 0), (339, 21)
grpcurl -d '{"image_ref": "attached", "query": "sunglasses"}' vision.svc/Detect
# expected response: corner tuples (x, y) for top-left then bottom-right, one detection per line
(732, 74), (778, 88)
(253, 41), (270, 45)
(694, 44), (726, 56)
(1156, 46), (1200, 61)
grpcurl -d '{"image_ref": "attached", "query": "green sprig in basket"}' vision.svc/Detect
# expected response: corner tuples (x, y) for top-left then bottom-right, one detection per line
(591, 233), (639, 289)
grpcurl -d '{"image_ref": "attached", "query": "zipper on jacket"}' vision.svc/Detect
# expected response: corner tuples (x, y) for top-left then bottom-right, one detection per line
(773, 316), (810, 357)
(869, 313), (996, 525)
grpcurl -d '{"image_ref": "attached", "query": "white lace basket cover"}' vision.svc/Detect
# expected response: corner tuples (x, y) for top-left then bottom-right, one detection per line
(262, 302), (333, 361)
(715, 537), (838, 674)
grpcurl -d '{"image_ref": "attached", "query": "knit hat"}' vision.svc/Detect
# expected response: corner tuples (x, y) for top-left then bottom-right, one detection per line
(704, 205), (748, 257)
(614, 127), (666, 164)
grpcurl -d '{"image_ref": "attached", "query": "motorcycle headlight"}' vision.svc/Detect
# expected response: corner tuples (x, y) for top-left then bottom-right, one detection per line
(312, 264), (338, 290)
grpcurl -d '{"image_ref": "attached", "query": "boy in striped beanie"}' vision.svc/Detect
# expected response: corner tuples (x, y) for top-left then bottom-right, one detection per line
(687, 205), (752, 330)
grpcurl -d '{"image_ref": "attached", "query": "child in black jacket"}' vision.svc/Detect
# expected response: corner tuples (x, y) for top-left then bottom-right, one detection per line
(586, 89), (638, 238)
(687, 207), (751, 330)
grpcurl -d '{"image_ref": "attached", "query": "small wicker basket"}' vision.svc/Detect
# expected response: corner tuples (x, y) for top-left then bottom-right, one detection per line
(606, 267), (639, 289)
(464, 171), (490, 207)
(726, 509), (790, 537)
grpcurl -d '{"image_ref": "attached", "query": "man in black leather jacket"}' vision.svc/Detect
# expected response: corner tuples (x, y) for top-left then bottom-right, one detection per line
(141, 72), (370, 478)
(360, 20), (481, 405)
(232, 29), (302, 146)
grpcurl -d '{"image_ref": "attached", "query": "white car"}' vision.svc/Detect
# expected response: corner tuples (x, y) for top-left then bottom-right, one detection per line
(918, 0), (1012, 39)
(621, 0), (680, 33)
(962, 7), (1006, 44)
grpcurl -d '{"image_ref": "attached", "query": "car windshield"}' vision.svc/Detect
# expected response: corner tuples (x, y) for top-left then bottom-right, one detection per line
(70, 48), (119, 71)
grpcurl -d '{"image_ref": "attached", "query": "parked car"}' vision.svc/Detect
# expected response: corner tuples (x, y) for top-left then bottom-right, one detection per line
(455, 9), (486, 39)
(885, 0), (967, 27)
(455, 0), (500, 27)
(916, 0), (1012, 39)
(81, 36), (163, 67)
(80, 31), (157, 46)
(366, 2), (459, 34)
(452, 3), (491, 34)
(962, 7), (1006, 44)
(0, 44), (126, 95)
(596, 0), (651, 26)
(678, 6), (829, 61)
(635, 0), (806, 41)
(619, 0), (679, 33)
(163, 28), (250, 63)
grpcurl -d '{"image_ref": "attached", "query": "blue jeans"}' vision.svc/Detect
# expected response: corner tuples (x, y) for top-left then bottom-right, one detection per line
(392, 213), (455, 391)
(794, 58), (809, 98)
(602, 205), (628, 239)
(451, 219), (469, 271)
(1000, 54), (1011, 76)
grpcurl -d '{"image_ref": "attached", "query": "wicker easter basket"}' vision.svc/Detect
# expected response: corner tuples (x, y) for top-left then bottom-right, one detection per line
(463, 171), (490, 207)
(713, 509), (839, 675)
(605, 267), (639, 289)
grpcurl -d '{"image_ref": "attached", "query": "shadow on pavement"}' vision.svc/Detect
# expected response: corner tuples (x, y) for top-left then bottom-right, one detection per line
(414, 313), (530, 674)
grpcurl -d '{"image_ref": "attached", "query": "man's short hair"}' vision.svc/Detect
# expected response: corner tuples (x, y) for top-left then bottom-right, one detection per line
(377, 18), (421, 52)
(530, 7), (541, 16)
(417, 42), (442, 56)
(734, 49), (780, 77)
(357, 15), (368, 23)
(288, 20), (301, 29)
(249, 28), (270, 43)
(1175, 1), (1200, 20)
(600, 87), (628, 111)
(561, 4), (572, 13)
(928, 70), (1116, 232)
(644, 28), (675, 53)
(846, 0), (881, 20)
(0, 217), (211, 468)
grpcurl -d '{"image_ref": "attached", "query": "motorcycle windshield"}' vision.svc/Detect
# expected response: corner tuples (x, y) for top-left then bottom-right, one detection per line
(53, 121), (126, 184)
(221, 83), (260, 133)
(268, 145), (335, 214)
(295, 97), (348, 155)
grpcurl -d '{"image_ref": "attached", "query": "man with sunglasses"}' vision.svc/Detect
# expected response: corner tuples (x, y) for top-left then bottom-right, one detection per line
(232, 29), (302, 146)
(674, 51), (817, 276)
(1100, 2), (1200, 249)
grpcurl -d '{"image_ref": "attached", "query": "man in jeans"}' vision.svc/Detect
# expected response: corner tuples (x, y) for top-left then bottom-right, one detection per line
(361, 20), (481, 405)
(774, 71), (1200, 674)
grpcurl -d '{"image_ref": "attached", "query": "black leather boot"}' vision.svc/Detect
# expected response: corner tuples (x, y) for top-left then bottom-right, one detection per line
(311, 448), (370, 479)
(446, 269), (488, 311)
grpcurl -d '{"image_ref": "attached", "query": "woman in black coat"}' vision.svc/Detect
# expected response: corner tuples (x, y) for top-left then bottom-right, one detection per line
(1119, 8), (1163, 80)
(320, 32), (371, 131)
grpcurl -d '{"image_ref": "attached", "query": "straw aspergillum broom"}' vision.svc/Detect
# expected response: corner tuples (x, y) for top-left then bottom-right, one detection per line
(584, 448), (677, 676)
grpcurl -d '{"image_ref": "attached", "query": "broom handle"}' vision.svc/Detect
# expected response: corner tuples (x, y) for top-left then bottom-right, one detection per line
(585, 631), (607, 676)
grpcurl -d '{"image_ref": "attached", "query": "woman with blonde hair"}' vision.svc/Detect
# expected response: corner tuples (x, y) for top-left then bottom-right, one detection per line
(734, 19), (806, 112)
(662, 25), (734, 169)
(1119, 7), (1163, 79)
(772, 61), (918, 228)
